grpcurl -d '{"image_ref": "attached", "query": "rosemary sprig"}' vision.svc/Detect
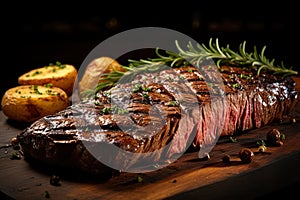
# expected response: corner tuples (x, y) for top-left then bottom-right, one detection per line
(176, 38), (298, 77)
(80, 38), (298, 98)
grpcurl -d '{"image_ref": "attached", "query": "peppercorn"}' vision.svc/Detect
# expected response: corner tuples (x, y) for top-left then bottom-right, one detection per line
(222, 154), (231, 163)
(50, 175), (60, 186)
(266, 128), (281, 145)
(10, 137), (19, 146)
(239, 148), (254, 163)
(10, 137), (20, 150)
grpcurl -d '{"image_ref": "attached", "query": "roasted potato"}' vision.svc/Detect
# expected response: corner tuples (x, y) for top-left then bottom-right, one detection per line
(1, 85), (70, 122)
(18, 62), (77, 96)
(78, 57), (125, 95)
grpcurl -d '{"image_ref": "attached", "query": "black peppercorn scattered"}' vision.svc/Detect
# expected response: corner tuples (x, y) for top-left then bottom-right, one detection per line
(266, 128), (281, 146)
(50, 175), (61, 186)
(10, 137), (19, 146)
(239, 148), (254, 164)
(222, 154), (231, 163)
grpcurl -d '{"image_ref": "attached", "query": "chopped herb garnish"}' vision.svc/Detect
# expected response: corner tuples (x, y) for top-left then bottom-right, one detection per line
(167, 100), (179, 107)
(229, 74), (235, 79)
(142, 93), (149, 99)
(102, 105), (128, 115)
(133, 84), (142, 92)
(232, 83), (241, 89)
(137, 175), (143, 183)
(257, 139), (267, 147)
(102, 107), (110, 114)
(133, 84), (151, 93)
(118, 109), (129, 114)
(280, 133), (286, 140)
(45, 90), (59, 96)
(48, 61), (67, 70)
(103, 91), (111, 97)
(10, 152), (21, 160)
(32, 70), (42, 76)
(229, 136), (237, 143)
(58, 64), (66, 69)
(168, 76), (174, 82)
(240, 73), (252, 79)
(33, 85), (43, 95)
(207, 82), (214, 87)
(43, 83), (53, 88)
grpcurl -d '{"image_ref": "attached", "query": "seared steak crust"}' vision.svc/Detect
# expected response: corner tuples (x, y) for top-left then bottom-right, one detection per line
(17, 65), (299, 176)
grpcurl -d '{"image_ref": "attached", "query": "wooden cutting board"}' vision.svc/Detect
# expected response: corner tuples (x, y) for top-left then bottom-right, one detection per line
(1, 107), (300, 200)
(1, 77), (300, 200)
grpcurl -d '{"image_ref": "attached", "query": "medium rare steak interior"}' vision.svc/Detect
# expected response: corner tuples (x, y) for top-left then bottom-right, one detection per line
(17, 61), (299, 176)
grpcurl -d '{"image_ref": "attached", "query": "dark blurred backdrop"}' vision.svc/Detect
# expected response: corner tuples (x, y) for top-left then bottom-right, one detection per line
(2, 1), (299, 99)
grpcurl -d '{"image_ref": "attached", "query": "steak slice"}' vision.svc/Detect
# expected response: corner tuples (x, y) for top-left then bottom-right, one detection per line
(17, 64), (299, 177)
(17, 67), (201, 176)
(178, 65), (299, 156)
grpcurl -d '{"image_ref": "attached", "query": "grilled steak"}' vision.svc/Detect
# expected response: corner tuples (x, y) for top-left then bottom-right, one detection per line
(17, 64), (299, 177)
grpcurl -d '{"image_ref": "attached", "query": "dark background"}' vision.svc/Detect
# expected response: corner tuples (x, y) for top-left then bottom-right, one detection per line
(2, 1), (299, 99)
(1, 1), (300, 199)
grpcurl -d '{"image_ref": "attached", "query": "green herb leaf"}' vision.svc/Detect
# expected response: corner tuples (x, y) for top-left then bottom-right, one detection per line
(280, 133), (286, 140)
(229, 136), (238, 143)
(137, 175), (143, 183)
(257, 139), (267, 147)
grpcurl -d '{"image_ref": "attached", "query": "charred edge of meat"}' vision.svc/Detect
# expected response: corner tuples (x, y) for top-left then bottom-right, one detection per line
(16, 64), (299, 176)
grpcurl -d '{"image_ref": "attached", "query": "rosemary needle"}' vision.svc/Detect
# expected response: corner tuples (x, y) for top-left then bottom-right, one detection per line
(81, 38), (298, 98)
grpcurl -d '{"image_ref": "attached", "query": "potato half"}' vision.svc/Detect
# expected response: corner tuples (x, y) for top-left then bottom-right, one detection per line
(1, 85), (70, 123)
(18, 63), (77, 96)
(78, 57), (125, 95)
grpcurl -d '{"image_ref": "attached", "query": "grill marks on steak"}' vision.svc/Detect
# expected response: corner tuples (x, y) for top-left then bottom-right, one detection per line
(220, 66), (298, 133)
(17, 64), (299, 175)
(172, 65), (298, 154)
(17, 73), (199, 173)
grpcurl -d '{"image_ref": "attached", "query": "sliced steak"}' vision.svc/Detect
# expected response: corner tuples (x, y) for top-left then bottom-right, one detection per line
(17, 68), (200, 175)
(17, 64), (299, 177)
(178, 65), (299, 156)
